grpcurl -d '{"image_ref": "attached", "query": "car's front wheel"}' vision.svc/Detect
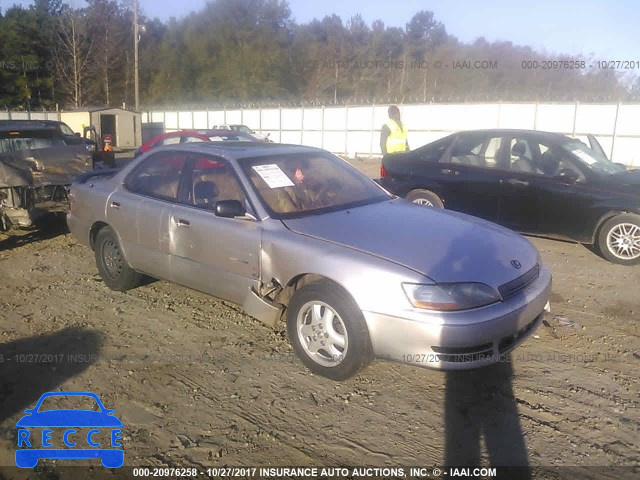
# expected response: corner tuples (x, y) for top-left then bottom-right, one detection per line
(597, 214), (640, 265)
(406, 189), (444, 208)
(95, 226), (143, 290)
(286, 280), (373, 380)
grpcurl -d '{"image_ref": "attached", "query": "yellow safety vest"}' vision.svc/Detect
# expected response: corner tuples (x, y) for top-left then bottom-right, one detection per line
(385, 119), (409, 153)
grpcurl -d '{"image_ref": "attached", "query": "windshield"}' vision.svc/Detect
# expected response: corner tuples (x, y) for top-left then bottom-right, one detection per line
(235, 125), (253, 134)
(0, 131), (66, 153)
(561, 141), (626, 175)
(59, 123), (76, 136)
(240, 152), (389, 218)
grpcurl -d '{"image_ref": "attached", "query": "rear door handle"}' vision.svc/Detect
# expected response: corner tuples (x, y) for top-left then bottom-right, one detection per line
(110, 201), (120, 208)
(506, 179), (529, 186)
(176, 219), (191, 227)
(441, 168), (459, 175)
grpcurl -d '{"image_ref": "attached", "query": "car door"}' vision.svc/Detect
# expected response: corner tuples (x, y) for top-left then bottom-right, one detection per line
(106, 150), (188, 279)
(168, 154), (262, 305)
(434, 133), (504, 222)
(497, 135), (544, 234)
(533, 143), (598, 241)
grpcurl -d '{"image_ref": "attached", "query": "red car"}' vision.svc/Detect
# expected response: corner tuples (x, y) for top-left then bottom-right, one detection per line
(134, 130), (210, 157)
(135, 129), (260, 158)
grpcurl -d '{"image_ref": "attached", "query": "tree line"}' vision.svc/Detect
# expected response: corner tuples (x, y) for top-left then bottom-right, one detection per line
(1, 0), (639, 110)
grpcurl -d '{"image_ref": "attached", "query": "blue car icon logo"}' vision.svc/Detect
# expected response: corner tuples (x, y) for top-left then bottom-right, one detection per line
(16, 391), (123, 468)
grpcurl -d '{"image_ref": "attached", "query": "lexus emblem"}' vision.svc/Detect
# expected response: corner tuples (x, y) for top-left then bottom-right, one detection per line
(511, 260), (522, 269)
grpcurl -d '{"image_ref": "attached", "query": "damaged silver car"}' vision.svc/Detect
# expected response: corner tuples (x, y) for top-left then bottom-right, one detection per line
(68, 143), (551, 380)
(0, 122), (93, 230)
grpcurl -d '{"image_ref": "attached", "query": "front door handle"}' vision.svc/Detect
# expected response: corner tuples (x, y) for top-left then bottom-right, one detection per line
(441, 168), (459, 175)
(506, 179), (529, 187)
(109, 201), (120, 209)
(176, 219), (191, 227)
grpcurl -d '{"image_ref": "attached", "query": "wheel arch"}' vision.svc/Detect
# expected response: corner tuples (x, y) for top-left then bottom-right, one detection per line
(274, 273), (353, 320)
(589, 210), (633, 244)
(89, 221), (110, 250)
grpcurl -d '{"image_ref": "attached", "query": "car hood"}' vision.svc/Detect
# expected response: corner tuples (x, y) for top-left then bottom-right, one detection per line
(0, 146), (92, 188)
(16, 410), (123, 427)
(282, 199), (539, 287)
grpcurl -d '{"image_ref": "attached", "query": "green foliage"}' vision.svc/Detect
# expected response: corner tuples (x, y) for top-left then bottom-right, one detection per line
(0, 0), (637, 109)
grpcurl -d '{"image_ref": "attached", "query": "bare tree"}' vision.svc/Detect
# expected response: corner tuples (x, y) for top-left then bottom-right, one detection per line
(52, 7), (93, 108)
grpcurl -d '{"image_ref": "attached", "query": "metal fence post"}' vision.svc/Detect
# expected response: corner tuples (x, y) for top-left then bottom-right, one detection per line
(344, 104), (349, 156)
(611, 101), (621, 162)
(321, 105), (325, 150)
(572, 100), (578, 137)
(370, 103), (375, 158)
(301, 105), (305, 145)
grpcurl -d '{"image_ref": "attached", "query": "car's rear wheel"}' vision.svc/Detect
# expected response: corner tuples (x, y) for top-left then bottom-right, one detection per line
(286, 280), (373, 380)
(596, 214), (640, 265)
(406, 189), (444, 208)
(95, 226), (142, 290)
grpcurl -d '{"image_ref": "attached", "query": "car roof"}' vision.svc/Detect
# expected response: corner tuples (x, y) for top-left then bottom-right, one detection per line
(162, 141), (323, 160)
(452, 129), (573, 142)
(0, 121), (62, 133)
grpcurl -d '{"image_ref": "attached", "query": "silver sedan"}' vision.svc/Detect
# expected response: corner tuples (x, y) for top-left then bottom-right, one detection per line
(67, 143), (552, 380)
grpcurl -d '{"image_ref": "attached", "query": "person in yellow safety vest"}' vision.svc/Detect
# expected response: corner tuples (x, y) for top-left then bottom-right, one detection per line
(380, 105), (409, 154)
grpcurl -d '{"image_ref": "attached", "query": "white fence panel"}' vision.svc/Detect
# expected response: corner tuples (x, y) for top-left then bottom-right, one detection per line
(260, 109), (280, 130)
(575, 104), (618, 135)
(497, 104), (536, 129)
(324, 107), (346, 131)
(281, 109), (303, 130)
(535, 104), (575, 132)
(347, 106), (374, 130)
(164, 112), (178, 130)
(243, 110), (260, 129)
(192, 111), (208, 129)
(301, 131), (323, 148)
(208, 110), (226, 127)
(302, 108), (323, 131)
(615, 105), (640, 136)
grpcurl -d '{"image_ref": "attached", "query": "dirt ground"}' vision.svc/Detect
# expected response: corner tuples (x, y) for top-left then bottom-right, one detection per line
(0, 157), (638, 479)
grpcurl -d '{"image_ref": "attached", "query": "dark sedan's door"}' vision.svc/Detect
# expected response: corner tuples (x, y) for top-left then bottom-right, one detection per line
(433, 133), (507, 222)
(496, 136), (543, 233)
(498, 137), (596, 241)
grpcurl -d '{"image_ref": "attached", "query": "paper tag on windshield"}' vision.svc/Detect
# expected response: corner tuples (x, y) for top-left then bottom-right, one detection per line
(572, 149), (597, 165)
(252, 164), (295, 188)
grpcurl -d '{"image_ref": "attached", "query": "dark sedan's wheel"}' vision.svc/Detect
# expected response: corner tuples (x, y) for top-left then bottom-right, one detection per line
(286, 280), (373, 381)
(95, 226), (142, 290)
(406, 189), (444, 208)
(597, 214), (640, 265)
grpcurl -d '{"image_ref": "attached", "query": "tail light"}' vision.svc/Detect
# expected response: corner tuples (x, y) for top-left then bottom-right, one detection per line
(380, 164), (387, 178)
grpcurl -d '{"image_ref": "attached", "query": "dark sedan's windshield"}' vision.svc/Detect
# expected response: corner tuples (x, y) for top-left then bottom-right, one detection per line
(240, 152), (389, 218)
(562, 141), (626, 175)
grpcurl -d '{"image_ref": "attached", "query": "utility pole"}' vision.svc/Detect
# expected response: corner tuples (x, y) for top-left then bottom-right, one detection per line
(133, 0), (139, 110)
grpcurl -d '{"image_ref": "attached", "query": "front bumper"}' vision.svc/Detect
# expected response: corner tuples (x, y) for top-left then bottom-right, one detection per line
(363, 265), (552, 370)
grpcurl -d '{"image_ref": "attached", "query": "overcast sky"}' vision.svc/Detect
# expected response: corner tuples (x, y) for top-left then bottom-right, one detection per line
(3, 0), (639, 61)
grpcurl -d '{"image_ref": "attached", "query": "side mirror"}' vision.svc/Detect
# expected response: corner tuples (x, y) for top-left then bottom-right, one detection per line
(74, 132), (81, 137)
(214, 200), (246, 218)
(614, 162), (628, 170)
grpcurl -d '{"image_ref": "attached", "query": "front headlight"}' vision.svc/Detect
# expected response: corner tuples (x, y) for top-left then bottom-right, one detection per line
(402, 282), (501, 311)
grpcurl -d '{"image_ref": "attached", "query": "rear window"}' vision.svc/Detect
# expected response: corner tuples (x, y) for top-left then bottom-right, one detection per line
(0, 129), (66, 152)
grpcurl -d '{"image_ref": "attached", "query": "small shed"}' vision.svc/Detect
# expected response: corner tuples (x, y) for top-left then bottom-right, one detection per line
(60, 107), (142, 148)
